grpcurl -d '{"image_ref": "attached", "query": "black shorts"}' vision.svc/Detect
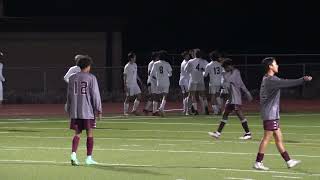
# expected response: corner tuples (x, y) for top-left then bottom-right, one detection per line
(70, 119), (96, 132)
(263, 119), (280, 131)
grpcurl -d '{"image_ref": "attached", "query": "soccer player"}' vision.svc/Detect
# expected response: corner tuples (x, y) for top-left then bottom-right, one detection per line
(123, 51), (142, 116)
(143, 51), (160, 115)
(204, 50), (224, 115)
(253, 57), (312, 170)
(0, 52), (5, 106)
(150, 50), (172, 116)
(66, 55), (102, 166)
(179, 51), (191, 115)
(185, 49), (209, 115)
(208, 58), (253, 140)
(64, 54), (84, 83)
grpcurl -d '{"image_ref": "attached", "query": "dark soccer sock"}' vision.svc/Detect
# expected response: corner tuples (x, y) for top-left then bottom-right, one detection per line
(256, 153), (264, 162)
(281, 151), (291, 162)
(72, 136), (80, 153)
(87, 137), (94, 156)
(217, 121), (226, 133)
(241, 120), (250, 133)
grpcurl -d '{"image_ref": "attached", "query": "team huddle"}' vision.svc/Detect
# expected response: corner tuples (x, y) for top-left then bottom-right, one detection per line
(64, 52), (312, 171)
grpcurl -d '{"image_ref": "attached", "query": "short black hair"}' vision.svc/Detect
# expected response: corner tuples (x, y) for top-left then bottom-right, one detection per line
(128, 51), (136, 60)
(151, 51), (160, 59)
(194, 49), (205, 58)
(77, 55), (93, 70)
(221, 58), (233, 68)
(262, 57), (276, 72)
(209, 50), (222, 60)
(158, 50), (168, 60)
(181, 51), (189, 58)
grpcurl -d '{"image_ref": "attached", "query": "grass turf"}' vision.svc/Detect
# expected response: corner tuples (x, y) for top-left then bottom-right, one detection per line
(0, 113), (320, 180)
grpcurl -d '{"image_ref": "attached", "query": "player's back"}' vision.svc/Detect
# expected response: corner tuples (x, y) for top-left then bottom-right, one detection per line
(153, 60), (172, 85)
(186, 58), (208, 84)
(147, 60), (155, 84)
(68, 72), (102, 119)
(179, 60), (189, 85)
(123, 62), (138, 85)
(206, 61), (223, 86)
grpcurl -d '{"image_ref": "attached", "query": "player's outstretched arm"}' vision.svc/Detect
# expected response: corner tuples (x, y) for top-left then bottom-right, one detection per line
(267, 76), (311, 89)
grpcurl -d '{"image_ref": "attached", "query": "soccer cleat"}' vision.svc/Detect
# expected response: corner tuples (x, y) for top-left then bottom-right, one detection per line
(208, 131), (221, 139)
(185, 111), (190, 116)
(124, 112), (129, 116)
(85, 156), (98, 165)
(152, 111), (160, 116)
(205, 107), (210, 115)
(253, 162), (269, 170)
(143, 109), (149, 115)
(191, 105), (195, 113)
(71, 153), (80, 166)
(131, 111), (140, 116)
(239, 133), (252, 140)
(287, 159), (301, 168)
(194, 110), (199, 115)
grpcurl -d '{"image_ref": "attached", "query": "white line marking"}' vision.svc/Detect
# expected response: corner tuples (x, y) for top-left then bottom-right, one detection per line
(1, 146), (320, 158)
(120, 144), (141, 147)
(225, 177), (254, 180)
(2, 135), (320, 146)
(0, 159), (318, 177)
(272, 175), (302, 179)
(158, 144), (177, 146)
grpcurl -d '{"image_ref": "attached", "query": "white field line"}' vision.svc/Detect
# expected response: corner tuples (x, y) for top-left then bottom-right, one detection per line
(1, 146), (320, 158)
(2, 135), (320, 146)
(1, 126), (320, 137)
(2, 112), (320, 121)
(0, 159), (319, 177)
(1, 120), (320, 129)
(272, 175), (302, 179)
(225, 177), (254, 180)
(0, 159), (152, 167)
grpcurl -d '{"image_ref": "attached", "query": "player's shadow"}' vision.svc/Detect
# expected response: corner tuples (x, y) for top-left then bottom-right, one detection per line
(89, 164), (167, 176)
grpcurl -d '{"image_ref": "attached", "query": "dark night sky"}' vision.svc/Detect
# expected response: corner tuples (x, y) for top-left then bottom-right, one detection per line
(3, 0), (320, 53)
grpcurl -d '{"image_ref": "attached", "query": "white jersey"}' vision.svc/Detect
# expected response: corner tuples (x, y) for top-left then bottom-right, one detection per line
(64, 65), (81, 83)
(0, 63), (5, 101)
(147, 60), (156, 84)
(179, 59), (190, 86)
(184, 58), (208, 84)
(123, 62), (138, 86)
(150, 60), (172, 86)
(204, 61), (224, 86)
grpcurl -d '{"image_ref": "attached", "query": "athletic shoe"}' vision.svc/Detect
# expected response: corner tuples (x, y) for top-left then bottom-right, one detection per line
(131, 111), (140, 116)
(85, 156), (98, 165)
(205, 107), (210, 115)
(287, 159), (301, 168)
(124, 113), (129, 116)
(143, 109), (149, 115)
(253, 162), (269, 170)
(191, 105), (195, 113)
(185, 111), (190, 116)
(71, 153), (80, 166)
(208, 131), (220, 139)
(152, 111), (160, 116)
(239, 133), (252, 140)
(194, 110), (199, 115)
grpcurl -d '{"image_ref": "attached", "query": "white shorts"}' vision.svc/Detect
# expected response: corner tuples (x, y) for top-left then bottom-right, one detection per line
(148, 83), (159, 94)
(157, 85), (169, 94)
(180, 85), (189, 94)
(209, 85), (222, 94)
(188, 82), (205, 92)
(126, 84), (141, 97)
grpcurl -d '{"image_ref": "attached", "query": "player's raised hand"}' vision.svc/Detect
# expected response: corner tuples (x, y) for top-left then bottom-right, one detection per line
(303, 76), (312, 81)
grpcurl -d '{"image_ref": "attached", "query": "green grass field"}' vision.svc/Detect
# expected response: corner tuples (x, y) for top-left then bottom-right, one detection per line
(0, 114), (320, 180)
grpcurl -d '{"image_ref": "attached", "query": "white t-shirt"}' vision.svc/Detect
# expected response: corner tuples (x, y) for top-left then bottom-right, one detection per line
(179, 59), (190, 86)
(150, 60), (172, 86)
(147, 60), (156, 84)
(123, 62), (138, 86)
(204, 61), (224, 86)
(184, 58), (208, 84)
(64, 65), (81, 83)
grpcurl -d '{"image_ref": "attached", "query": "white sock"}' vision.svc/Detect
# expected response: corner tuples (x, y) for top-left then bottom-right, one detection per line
(159, 99), (166, 111)
(183, 97), (188, 112)
(145, 101), (152, 111)
(182, 98), (186, 112)
(124, 103), (129, 114)
(187, 97), (192, 111)
(212, 105), (218, 114)
(152, 101), (158, 113)
(203, 98), (208, 108)
(192, 102), (198, 110)
(132, 99), (140, 112)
